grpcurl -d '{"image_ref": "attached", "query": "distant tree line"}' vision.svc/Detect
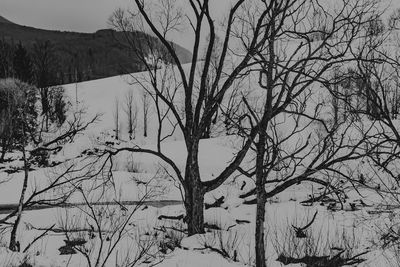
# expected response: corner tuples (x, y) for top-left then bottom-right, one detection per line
(0, 39), (70, 161)
(0, 38), (87, 85)
(0, 30), (180, 87)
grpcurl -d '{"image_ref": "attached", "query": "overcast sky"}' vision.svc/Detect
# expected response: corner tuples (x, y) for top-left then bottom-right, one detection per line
(1, 0), (233, 51)
(1, 0), (131, 32)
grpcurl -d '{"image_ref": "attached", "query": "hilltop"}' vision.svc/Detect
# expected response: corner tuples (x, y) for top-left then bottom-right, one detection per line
(0, 15), (14, 24)
(0, 15), (192, 84)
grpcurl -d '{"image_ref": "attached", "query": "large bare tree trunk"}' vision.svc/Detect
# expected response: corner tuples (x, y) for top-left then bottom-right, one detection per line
(255, 130), (267, 267)
(184, 181), (205, 235)
(184, 142), (205, 235)
(255, 190), (267, 267)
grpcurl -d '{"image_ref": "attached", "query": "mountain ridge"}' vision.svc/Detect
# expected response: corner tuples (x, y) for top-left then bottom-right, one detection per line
(0, 15), (192, 84)
(0, 15), (14, 24)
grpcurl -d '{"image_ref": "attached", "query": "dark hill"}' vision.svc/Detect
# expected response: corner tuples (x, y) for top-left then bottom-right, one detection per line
(0, 15), (14, 24)
(0, 15), (192, 84)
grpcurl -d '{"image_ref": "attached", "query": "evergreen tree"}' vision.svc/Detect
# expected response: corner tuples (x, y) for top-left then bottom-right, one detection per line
(13, 42), (33, 83)
(0, 39), (14, 79)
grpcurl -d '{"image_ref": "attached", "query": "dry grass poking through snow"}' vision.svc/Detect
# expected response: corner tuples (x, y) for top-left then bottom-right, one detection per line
(271, 211), (368, 266)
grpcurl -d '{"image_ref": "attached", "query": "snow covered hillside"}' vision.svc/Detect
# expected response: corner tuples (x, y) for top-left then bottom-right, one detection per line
(3, 1), (400, 267)
(0, 63), (397, 267)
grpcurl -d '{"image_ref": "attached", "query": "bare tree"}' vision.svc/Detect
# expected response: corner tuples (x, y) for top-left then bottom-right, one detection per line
(108, 0), (276, 235)
(113, 97), (120, 140)
(141, 90), (151, 138)
(124, 89), (138, 140)
(349, 26), (400, 186)
(9, 102), (30, 252)
(0, 79), (37, 162)
(226, 1), (382, 266)
(56, 180), (158, 267)
(198, 33), (223, 139)
(322, 9), (400, 256)
(329, 69), (342, 126)
(126, 54), (181, 148)
(31, 40), (59, 132)
(0, 107), (99, 251)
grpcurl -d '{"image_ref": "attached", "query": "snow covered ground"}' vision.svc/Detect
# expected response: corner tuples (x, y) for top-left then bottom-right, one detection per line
(1, 64), (400, 267)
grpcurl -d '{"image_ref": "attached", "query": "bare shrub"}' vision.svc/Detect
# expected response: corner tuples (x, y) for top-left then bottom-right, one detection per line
(52, 171), (163, 267)
(155, 220), (186, 254)
(188, 220), (250, 264)
(272, 212), (367, 266)
(125, 154), (143, 173)
(203, 229), (245, 262)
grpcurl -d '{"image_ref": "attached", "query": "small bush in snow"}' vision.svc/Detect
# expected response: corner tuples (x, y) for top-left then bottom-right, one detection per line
(125, 155), (143, 173)
(272, 212), (367, 266)
(156, 221), (186, 254)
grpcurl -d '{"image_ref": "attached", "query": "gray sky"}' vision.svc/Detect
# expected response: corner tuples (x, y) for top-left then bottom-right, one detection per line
(1, 0), (131, 32)
(1, 0), (232, 51)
